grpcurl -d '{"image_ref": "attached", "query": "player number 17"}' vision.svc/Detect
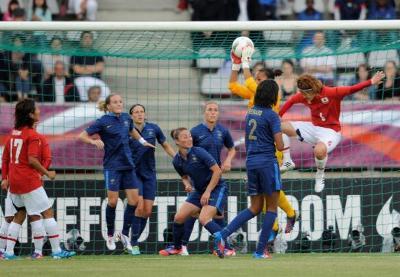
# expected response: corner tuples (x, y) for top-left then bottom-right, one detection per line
(10, 138), (23, 164)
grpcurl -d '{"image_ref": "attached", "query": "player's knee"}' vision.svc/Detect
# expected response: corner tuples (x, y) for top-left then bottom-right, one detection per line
(107, 199), (118, 208)
(28, 215), (41, 222)
(41, 208), (54, 219)
(249, 204), (262, 215)
(314, 143), (327, 159)
(198, 215), (211, 226)
(174, 213), (186, 224)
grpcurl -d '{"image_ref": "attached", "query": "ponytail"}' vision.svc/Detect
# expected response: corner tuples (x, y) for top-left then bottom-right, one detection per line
(98, 101), (107, 112)
(170, 127), (188, 140)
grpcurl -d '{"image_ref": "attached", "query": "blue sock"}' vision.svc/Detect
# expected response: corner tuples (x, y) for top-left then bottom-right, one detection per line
(214, 218), (226, 228)
(122, 204), (136, 237)
(256, 211), (277, 255)
(204, 220), (222, 235)
(182, 217), (196, 246)
(173, 222), (185, 250)
(130, 215), (143, 246)
(221, 208), (256, 239)
(106, 205), (116, 237)
(139, 217), (147, 236)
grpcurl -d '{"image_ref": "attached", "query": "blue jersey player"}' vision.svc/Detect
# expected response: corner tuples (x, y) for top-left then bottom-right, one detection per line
(78, 94), (154, 251)
(181, 102), (236, 256)
(214, 80), (284, 259)
(159, 128), (227, 256)
(121, 104), (175, 255)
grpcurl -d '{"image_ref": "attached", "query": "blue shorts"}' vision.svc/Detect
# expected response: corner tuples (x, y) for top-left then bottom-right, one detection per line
(104, 169), (140, 192)
(137, 172), (157, 201)
(247, 162), (282, 196)
(186, 183), (227, 216)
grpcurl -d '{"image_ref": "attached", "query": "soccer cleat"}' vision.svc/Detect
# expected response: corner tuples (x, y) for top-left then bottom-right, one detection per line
(106, 235), (116, 251)
(159, 246), (183, 256)
(52, 250), (76, 259)
(253, 250), (272, 259)
(180, 245), (189, 256)
(213, 232), (225, 259)
(315, 171), (325, 193)
(280, 160), (295, 173)
(224, 249), (236, 257)
(116, 232), (132, 252)
(30, 252), (44, 260)
(285, 210), (300, 234)
(4, 253), (18, 260)
(131, 246), (141, 256)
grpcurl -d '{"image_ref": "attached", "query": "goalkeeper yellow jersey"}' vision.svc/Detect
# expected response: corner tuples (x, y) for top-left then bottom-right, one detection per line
(228, 77), (281, 112)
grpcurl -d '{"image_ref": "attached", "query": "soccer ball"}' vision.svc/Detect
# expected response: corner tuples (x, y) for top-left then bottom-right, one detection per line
(231, 36), (254, 58)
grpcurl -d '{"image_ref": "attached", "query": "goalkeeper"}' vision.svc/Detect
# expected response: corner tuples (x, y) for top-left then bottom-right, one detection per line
(228, 46), (298, 234)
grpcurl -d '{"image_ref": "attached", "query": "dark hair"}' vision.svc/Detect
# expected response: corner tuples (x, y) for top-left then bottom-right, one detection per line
(258, 68), (282, 79)
(129, 104), (146, 115)
(33, 0), (48, 14)
(80, 31), (93, 40)
(14, 99), (36, 129)
(98, 93), (119, 112)
(355, 63), (372, 82)
(8, 0), (20, 14)
(12, 7), (25, 18)
(282, 59), (294, 68)
(170, 127), (188, 140)
(254, 80), (279, 108)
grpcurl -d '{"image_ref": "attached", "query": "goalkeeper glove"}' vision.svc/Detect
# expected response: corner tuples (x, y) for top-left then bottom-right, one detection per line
(241, 46), (254, 69)
(231, 50), (241, 71)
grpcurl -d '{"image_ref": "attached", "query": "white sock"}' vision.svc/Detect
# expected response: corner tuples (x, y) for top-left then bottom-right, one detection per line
(5, 222), (21, 255)
(282, 134), (292, 162)
(315, 156), (328, 172)
(43, 218), (61, 253)
(0, 220), (10, 251)
(31, 220), (45, 255)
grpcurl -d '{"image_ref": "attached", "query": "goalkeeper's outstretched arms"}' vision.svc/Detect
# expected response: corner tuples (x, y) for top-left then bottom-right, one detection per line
(228, 50), (253, 100)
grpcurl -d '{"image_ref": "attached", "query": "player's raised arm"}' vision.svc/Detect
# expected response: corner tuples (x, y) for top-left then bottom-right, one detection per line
(335, 71), (385, 98)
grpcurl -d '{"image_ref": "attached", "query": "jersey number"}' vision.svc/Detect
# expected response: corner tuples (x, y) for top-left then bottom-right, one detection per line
(248, 119), (258, 140)
(319, 112), (326, 122)
(10, 138), (23, 164)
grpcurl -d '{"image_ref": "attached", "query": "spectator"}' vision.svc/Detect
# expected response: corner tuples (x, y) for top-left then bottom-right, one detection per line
(3, 0), (20, 21)
(300, 31), (336, 85)
(247, 0), (278, 20)
(278, 59), (298, 99)
(376, 60), (400, 100)
(277, 0), (294, 20)
(40, 36), (70, 78)
(12, 7), (26, 20)
(27, 0), (52, 21)
(297, 0), (323, 53)
(368, 0), (396, 19)
(0, 34), (43, 101)
(70, 31), (105, 79)
(68, 0), (98, 21)
(87, 85), (101, 102)
(334, 0), (367, 20)
(74, 76), (110, 101)
(349, 64), (376, 100)
(39, 60), (79, 103)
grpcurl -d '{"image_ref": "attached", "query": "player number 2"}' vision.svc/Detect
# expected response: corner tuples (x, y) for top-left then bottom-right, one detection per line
(248, 119), (258, 140)
(10, 138), (23, 164)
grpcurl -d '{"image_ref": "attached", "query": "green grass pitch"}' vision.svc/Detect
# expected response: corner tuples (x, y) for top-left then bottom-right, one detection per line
(1, 253), (399, 277)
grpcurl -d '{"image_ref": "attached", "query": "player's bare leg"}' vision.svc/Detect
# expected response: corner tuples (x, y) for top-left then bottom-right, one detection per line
(314, 142), (328, 193)
(280, 122), (297, 173)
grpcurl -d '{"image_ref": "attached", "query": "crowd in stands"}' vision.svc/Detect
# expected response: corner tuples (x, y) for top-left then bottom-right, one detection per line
(0, 0), (109, 103)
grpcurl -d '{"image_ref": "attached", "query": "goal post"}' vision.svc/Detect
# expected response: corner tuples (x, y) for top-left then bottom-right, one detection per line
(0, 20), (399, 255)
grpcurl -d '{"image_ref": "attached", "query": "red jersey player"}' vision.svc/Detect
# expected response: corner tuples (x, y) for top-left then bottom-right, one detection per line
(1, 99), (75, 260)
(278, 72), (385, 192)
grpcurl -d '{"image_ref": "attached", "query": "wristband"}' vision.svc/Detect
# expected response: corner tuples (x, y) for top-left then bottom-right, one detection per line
(139, 137), (147, 145)
(242, 61), (250, 69)
(232, 63), (241, 71)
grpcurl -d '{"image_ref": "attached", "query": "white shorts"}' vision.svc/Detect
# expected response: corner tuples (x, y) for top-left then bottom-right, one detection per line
(9, 186), (51, 216)
(4, 191), (17, 217)
(290, 121), (342, 153)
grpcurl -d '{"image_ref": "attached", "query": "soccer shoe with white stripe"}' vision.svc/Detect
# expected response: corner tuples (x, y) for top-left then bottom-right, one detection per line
(159, 246), (183, 256)
(180, 245), (189, 256)
(213, 232), (225, 259)
(131, 246), (141, 256)
(31, 252), (44, 260)
(116, 232), (132, 252)
(52, 250), (76, 259)
(3, 253), (18, 260)
(280, 160), (295, 173)
(253, 250), (272, 259)
(315, 171), (325, 193)
(106, 235), (116, 251)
